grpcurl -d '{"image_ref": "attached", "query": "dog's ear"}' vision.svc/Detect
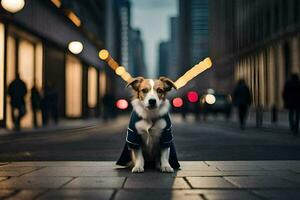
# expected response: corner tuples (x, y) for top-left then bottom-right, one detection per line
(159, 76), (177, 91)
(126, 77), (144, 91)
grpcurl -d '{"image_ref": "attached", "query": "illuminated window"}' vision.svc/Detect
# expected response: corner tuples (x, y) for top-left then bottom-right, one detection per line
(0, 23), (4, 120)
(5, 34), (43, 129)
(18, 39), (35, 128)
(88, 67), (97, 108)
(35, 43), (43, 90)
(6, 35), (16, 129)
(66, 55), (82, 117)
(99, 71), (106, 98)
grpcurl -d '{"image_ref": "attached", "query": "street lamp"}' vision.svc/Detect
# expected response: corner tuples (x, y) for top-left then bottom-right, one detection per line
(68, 41), (83, 54)
(1, 0), (25, 13)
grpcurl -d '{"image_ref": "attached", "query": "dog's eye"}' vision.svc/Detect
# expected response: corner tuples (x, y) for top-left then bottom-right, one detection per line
(142, 88), (148, 93)
(157, 88), (164, 94)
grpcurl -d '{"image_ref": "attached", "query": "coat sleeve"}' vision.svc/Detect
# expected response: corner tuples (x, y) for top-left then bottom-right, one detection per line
(126, 112), (142, 149)
(160, 114), (173, 148)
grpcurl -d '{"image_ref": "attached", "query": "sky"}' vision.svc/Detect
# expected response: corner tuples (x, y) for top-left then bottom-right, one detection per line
(131, 0), (178, 78)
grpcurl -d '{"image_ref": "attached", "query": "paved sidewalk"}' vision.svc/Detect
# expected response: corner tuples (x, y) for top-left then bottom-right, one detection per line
(0, 118), (105, 137)
(0, 161), (300, 199)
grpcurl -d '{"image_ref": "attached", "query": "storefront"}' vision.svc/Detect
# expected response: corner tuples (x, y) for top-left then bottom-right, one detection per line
(0, 0), (108, 129)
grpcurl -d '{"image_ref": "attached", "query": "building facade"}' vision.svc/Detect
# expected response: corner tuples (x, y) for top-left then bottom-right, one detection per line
(179, 0), (212, 92)
(130, 28), (146, 77)
(210, 0), (300, 109)
(0, 0), (113, 129)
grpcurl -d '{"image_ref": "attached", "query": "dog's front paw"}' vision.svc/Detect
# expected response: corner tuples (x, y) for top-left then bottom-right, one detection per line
(132, 165), (144, 173)
(160, 165), (174, 173)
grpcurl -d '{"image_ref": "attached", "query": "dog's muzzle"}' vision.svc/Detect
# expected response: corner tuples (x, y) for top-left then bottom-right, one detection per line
(148, 99), (157, 109)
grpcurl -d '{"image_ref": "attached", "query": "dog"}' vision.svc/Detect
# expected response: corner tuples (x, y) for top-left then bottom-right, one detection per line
(116, 76), (180, 173)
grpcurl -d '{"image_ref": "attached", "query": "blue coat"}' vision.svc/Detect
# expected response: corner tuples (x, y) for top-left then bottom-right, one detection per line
(116, 111), (180, 169)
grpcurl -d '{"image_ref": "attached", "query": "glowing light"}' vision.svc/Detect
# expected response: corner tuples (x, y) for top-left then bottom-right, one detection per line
(51, 0), (61, 8)
(99, 49), (109, 60)
(88, 67), (97, 108)
(0, 23), (4, 120)
(187, 91), (199, 103)
(116, 66), (126, 76)
(174, 57), (212, 89)
(68, 41), (83, 54)
(205, 94), (216, 105)
(116, 99), (128, 110)
(172, 97), (183, 108)
(1, 0), (25, 13)
(67, 11), (81, 27)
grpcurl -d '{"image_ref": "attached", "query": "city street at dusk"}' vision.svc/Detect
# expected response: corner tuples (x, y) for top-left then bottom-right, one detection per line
(1, 0), (300, 199)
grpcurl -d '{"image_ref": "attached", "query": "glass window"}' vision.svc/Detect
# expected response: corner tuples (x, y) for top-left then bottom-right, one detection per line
(0, 23), (4, 121)
(18, 39), (35, 128)
(65, 55), (82, 117)
(88, 67), (97, 108)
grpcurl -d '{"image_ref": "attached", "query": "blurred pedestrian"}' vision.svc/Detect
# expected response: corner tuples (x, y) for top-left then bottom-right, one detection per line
(102, 92), (115, 122)
(42, 83), (59, 125)
(7, 73), (27, 131)
(283, 74), (300, 135)
(232, 79), (252, 130)
(31, 86), (41, 128)
(181, 94), (188, 120)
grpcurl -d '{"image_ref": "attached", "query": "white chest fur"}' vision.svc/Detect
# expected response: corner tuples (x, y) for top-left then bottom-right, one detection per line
(135, 118), (167, 149)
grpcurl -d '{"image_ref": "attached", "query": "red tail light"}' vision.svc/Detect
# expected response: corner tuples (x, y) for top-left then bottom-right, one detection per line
(116, 99), (128, 110)
(172, 97), (183, 108)
(187, 91), (199, 103)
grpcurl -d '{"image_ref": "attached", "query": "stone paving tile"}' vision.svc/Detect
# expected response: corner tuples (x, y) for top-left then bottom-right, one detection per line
(0, 166), (41, 177)
(24, 166), (129, 177)
(198, 190), (260, 200)
(37, 189), (114, 200)
(253, 190), (300, 200)
(114, 189), (201, 200)
(6, 161), (116, 167)
(216, 165), (264, 171)
(0, 162), (8, 166)
(64, 177), (125, 189)
(176, 170), (280, 177)
(179, 165), (219, 171)
(225, 176), (299, 189)
(273, 173), (300, 184)
(124, 177), (190, 189)
(5, 189), (44, 200)
(0, 177), (8, 182)
(0, 189), (15, 198)
(206, 161), (300, 166)
(0, 177), (73, 189)
(187, 177), (236, 189)
(260, 164), (300, 171)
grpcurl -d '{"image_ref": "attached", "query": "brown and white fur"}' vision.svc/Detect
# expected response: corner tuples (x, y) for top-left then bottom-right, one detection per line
(127, 77), (176, 173)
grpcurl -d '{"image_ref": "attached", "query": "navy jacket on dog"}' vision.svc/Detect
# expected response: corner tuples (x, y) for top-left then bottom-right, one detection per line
(116, 111), (180, 169)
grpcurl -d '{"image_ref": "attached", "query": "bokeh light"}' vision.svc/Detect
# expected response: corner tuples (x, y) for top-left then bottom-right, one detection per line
(205, 94), (216, 105)
(187, 91), (199, 103)
(1, 0), (25, 13)
(68, 41), (83, 54)
(116, 99), (128, 110)
(172, 97), (183, 108)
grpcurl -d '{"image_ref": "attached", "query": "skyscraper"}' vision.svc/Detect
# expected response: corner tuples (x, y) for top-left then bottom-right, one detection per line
(179, 0), (212, 91)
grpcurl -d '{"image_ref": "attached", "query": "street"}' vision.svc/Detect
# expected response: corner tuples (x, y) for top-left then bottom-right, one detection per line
(0, 114), (299, 162)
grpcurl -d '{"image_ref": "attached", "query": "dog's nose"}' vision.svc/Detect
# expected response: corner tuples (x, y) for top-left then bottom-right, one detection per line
(148, 99), (157, 107)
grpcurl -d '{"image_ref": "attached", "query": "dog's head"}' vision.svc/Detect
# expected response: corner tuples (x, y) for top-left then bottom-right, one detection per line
(127, 76), (177, 110)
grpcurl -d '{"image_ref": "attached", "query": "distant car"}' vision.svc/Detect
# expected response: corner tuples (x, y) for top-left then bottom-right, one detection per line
(200, 93), (232, 118)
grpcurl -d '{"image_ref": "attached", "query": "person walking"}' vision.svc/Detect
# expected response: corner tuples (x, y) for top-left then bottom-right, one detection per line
(42, 83), (59, 125)
(233, 79), (252, 130)
(283, 74), (300, 135)
(7, 73), (27, 130)
(31, 86), (41, 128)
